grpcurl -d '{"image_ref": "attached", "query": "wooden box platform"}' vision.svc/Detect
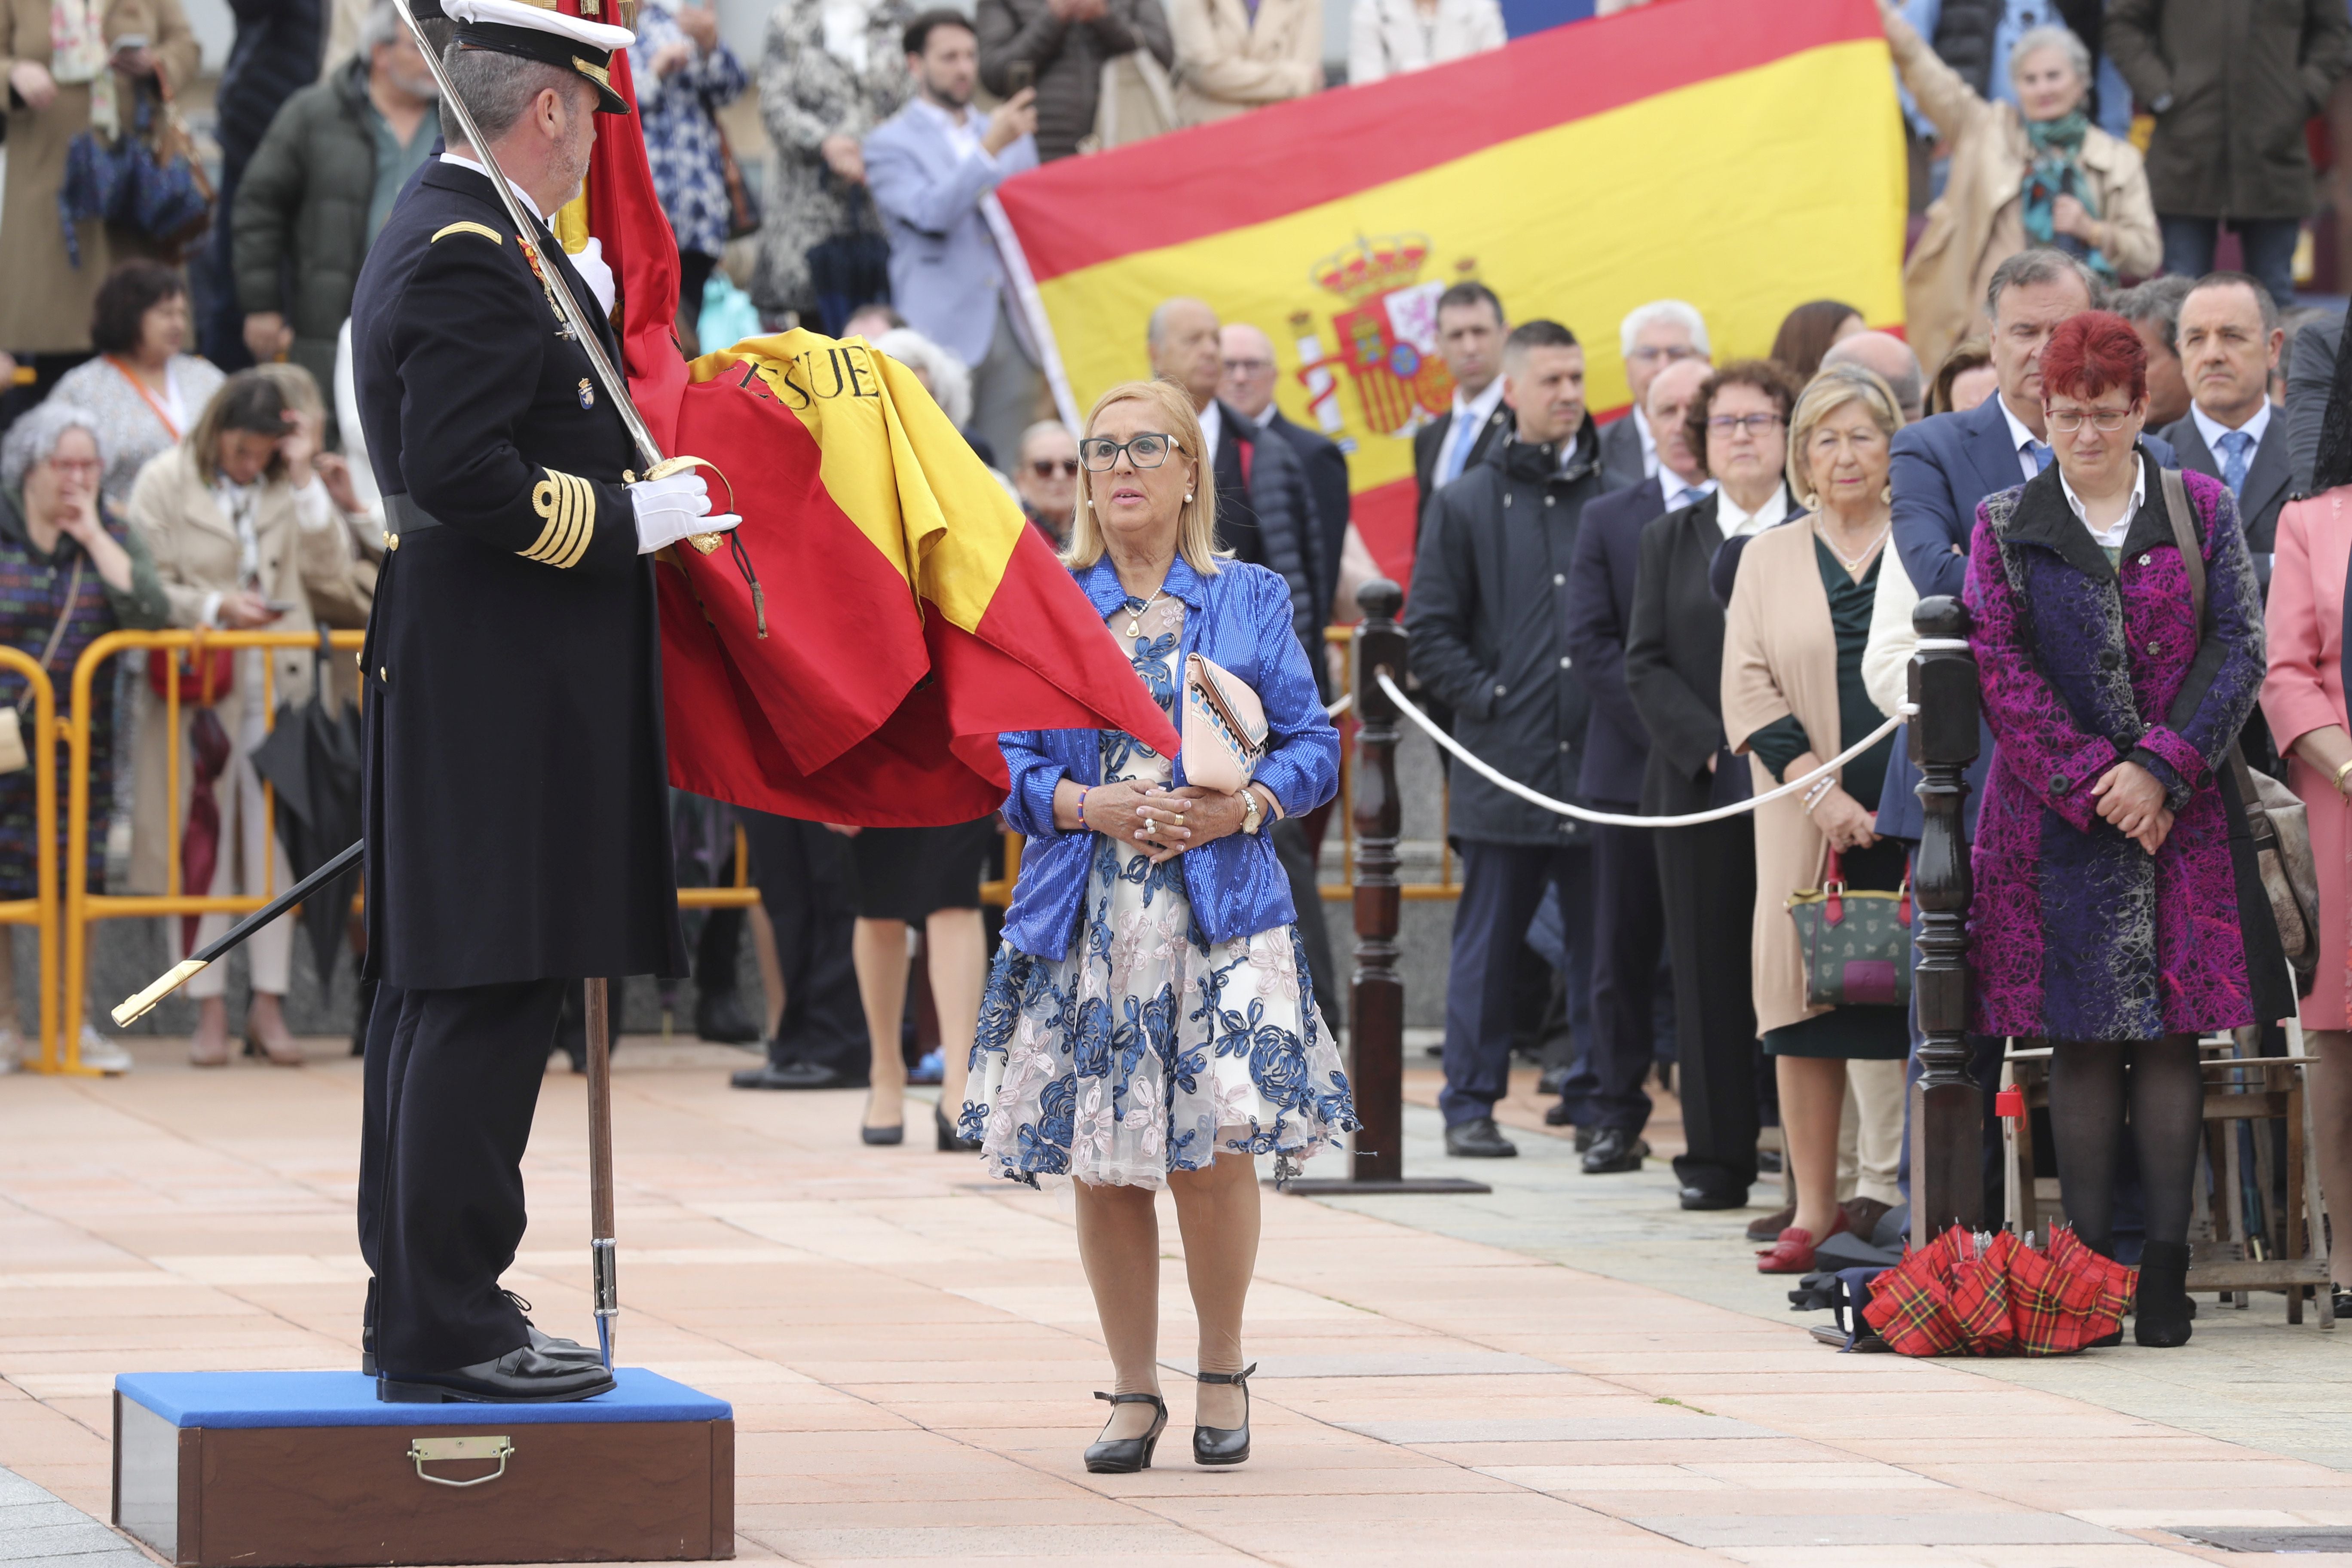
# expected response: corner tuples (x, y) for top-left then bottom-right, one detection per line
(111, 1369), (734, 1566)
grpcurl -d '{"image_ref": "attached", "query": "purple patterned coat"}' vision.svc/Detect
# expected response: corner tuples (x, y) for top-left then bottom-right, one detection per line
(1963, 458), (2284, 1041)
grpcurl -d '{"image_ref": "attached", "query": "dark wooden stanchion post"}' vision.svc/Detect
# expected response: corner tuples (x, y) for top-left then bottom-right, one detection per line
(1284, 580), (1487, 1196)
(1908, 594), (1982, 1235)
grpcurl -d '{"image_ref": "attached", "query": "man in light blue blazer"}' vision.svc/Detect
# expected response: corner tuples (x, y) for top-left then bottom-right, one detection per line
(865, 9), (1042, 464)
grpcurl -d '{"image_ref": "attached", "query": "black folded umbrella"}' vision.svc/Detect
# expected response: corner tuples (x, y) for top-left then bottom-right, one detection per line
(248, 633), (363, 987)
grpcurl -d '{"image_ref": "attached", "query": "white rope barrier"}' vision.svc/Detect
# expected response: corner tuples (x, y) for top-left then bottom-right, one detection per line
(1375, 670), (1917, 830)
(1325, 692), (1353, 720)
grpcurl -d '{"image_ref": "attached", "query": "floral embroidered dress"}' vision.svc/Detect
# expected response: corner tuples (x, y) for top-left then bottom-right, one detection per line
(964, 593), (1355, 1188)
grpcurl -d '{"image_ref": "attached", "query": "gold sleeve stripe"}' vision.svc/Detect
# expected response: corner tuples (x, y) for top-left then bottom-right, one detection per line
(431, 221), (503, 246)
(524, 472), (596, 568)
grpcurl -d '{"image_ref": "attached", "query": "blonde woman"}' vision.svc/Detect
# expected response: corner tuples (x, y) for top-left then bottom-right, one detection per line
(126, 370), (368, 1066)
(965, 378), (1351, 1473)
(1722, 364), (1911, 1275)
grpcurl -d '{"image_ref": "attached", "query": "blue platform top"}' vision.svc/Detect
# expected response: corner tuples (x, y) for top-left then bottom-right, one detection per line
(113, 1369), (732, 1429)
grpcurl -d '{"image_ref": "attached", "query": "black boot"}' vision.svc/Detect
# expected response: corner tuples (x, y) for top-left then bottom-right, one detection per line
(692, 910), (759, 1044)
(2134, 1240), (2195, 1348)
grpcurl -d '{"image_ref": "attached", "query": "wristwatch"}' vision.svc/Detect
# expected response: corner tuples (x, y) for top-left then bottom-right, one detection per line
(1241, 788), (1264, 836)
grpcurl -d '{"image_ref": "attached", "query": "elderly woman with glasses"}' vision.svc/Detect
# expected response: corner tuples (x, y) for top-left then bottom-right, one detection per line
(1966, 310), (2285, 1348)
(1879, 0), (2161, 375)
(0, 404), (171, 1074)
(965, 376), (1350, 1476)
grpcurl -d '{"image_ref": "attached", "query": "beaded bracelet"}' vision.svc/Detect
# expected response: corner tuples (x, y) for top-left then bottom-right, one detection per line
(1074, 784), (1091, 829)
(1801, 777), (1836, 815)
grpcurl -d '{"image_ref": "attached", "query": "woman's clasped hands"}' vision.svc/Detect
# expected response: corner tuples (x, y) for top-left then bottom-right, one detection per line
(1080, 780), (1252, 864)
(2091, 759), (2173, 855)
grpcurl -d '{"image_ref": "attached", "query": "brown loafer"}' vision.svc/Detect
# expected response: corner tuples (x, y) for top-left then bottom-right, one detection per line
(1745, 1202), (1796, 1243)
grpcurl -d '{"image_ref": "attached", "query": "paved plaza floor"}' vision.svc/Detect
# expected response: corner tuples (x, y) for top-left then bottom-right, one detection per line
(5, 1036), (2352, 1565)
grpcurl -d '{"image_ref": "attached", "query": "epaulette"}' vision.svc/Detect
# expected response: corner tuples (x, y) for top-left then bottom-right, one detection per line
(430, 221), (503, 246)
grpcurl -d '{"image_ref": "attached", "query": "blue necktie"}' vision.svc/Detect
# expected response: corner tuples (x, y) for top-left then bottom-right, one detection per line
(2218, 430), (2253, 499)
(1437, 412), (1474, 488)
(2028, 440), (2054, 474)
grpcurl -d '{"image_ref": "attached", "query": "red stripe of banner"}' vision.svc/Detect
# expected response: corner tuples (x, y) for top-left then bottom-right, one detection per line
(998, 0), (1878, 285)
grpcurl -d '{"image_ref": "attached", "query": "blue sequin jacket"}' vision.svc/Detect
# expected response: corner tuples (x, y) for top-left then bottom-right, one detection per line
(997, 555), (1340, 960)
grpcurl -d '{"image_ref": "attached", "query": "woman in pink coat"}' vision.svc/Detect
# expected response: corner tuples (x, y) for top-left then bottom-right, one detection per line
(2259, 414), (2352, 1319)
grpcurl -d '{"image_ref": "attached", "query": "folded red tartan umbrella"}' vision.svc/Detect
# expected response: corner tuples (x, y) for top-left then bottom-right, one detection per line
(1864, 1225), (2133, 1356)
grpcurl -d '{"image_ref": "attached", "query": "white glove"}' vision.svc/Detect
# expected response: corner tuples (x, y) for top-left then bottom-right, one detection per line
(628, 470), (743, 554)
(573, 236), (617, 316)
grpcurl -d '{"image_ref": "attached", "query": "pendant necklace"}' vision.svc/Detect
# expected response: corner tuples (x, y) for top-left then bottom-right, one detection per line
(1124, 591), (1172, 638)
(1816, 520), (1889, 574)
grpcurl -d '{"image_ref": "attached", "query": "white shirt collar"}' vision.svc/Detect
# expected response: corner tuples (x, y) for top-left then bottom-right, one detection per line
(911, 95), (985, 162)
(1198, 399), (1224, 457)
(438, 151), (548, 224)
(1716, 482), (1788, 539)
(1999, 395), (2046, 481)
(2191, 398), (2272, 456)
(2058, 458), (2147, 548)
(1662, 469), (1715, 509)
(1632, 404), (1658, 478)
(1451, 374), (1506, 428)
(1250, 402), (1280, 431)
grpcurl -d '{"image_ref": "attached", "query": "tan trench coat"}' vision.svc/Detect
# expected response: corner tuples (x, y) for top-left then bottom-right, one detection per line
(0, 0), (202, 354)
(1720, 522), (1848, 1039)
(121, 443), (370, 896)
(1885, 6), (2159, 376)
(1168, 0), (1319, 126)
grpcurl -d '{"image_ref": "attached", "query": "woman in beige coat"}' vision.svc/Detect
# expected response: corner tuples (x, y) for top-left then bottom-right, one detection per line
(1168, 0), (1319, 126)
(1723, 366), (1912, 1277)
(1880, 0), (2159, 377)
(0, 0), (201, 360)
(126, 371), (369, 1066)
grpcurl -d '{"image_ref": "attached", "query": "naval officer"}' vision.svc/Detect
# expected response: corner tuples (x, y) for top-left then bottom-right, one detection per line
(348, 0), (740, 1403)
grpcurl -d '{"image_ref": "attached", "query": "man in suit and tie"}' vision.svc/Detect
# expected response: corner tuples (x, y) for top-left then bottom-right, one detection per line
(1413, 281), (1511, 522)
(864, 10), (1042, 466)
(1556, 355), (1715, 1175)
(1596, 300), (1711, 493)
(2162, 271), (2291, 558)
(1220, 321), (1350, 627)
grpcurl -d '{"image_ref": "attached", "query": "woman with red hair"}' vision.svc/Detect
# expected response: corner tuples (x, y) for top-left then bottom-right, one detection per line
(1964, 310), (2288, 1348)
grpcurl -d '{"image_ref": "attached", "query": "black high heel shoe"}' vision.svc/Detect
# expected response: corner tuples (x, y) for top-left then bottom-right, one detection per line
(1192, 1363), (1255, 1466)
(936, 1103), (980, 1153)
(1084, 1391), (1167, 1473)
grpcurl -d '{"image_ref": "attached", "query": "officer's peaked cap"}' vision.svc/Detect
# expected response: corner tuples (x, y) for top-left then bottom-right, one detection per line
(444, 0), (635, 114)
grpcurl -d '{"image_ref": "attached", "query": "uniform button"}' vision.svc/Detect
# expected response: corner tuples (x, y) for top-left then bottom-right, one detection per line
(1504, 494), (1513, 508)
(1553, 573), (1565, 585)
(1494, 683), (1507, 696)
(1558, 740), (1570, 752)
(379, 667), (389, 682)
(1544, 494), (1556, 506)
(1559, 656), (1572, 669)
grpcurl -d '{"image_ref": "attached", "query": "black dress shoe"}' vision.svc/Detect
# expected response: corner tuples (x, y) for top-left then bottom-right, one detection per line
(378, 1344), (616, 1403)
(1445, 1118), (1517, 1158)
(365, 1305), (602, 1376)
(1084, 1391), (1167, 1473)
(1581, 1129), (1648, 1175)
(1193, 1363), (1254, 1466)
(936, 1103), (981, 1153)
(1678, 1183), (1749, 1211)
(1539, 1102), (1592, 1151)
(861, 1123), (904, 1145)
(694, 988), (761, 1044)
(732, 1058), (856, 1090)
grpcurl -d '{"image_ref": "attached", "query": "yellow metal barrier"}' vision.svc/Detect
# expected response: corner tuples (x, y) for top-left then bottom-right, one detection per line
(677, 825), (758, 910)
(0, 648), (63, 1072)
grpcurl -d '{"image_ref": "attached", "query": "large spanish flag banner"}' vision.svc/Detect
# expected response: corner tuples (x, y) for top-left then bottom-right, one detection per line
(995, 0), (1906, 587)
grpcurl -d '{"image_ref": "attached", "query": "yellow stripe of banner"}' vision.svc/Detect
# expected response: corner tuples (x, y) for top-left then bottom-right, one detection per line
(1032, 38), (1905, 498)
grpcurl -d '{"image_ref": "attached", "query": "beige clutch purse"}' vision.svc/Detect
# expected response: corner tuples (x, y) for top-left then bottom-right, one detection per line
(1181, 652), (1267, 795)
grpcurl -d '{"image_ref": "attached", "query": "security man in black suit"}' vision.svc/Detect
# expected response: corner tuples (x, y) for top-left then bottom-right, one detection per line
(1412, 281), (1511, 526)
(347, 0), (740, 1404)
(2159, 270), (2292, 771)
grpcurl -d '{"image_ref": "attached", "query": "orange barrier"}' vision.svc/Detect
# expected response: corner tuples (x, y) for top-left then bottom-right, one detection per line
(0, 647), (62, 1072)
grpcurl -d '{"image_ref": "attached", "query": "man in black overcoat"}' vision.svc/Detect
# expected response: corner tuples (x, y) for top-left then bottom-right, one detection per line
(346, 0), (738, 1403)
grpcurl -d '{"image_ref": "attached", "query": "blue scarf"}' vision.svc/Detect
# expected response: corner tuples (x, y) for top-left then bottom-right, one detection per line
(2019, 111), (2113, 279)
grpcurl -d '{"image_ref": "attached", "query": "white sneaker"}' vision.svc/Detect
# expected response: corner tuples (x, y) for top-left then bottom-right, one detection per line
(0, 1026), (19, 1075)
(79, 1026), (132, 1074)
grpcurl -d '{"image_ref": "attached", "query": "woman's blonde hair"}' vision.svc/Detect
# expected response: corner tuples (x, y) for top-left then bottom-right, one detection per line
(1785, 363), (1903, 507)
(1063, 378), (1224, 576)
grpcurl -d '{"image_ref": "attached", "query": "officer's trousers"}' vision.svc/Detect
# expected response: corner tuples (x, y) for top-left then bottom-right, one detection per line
(359, 978), (567, 1373)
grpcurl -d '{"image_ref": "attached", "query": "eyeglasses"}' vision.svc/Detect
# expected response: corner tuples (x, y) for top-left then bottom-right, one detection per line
(1708, 413), (1784, 437)
(1080, 433), (1183, 471)
(1029, 458), (1079, 478)
(2045, 406), (2136, 432)
(44, 458), (101, 476)
(1628, 344), (1704, 366)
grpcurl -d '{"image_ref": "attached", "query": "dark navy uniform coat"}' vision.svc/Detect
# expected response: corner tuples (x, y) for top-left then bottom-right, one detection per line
(349, 159), (685, 990)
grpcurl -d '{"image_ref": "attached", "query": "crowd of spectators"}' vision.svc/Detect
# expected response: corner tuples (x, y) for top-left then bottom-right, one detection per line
(3, 0), (2352, 1337)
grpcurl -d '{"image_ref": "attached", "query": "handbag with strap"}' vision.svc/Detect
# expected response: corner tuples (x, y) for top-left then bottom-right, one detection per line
(1181, 652), (1267, 795)
(0, 558), (85, 776)
(713, 118), (761, 241)
(2156, 466), (2320, 996)
(1786, 845), (1913, 1008)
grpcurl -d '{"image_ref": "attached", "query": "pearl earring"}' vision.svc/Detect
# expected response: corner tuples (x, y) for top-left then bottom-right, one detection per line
(1880, 484), (1894, 503)
(1185, 491), (1194, 503)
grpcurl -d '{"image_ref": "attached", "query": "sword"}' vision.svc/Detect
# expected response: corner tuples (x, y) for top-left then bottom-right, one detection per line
(391, 0), (763, 637)
(584, 977), (619, 1369)
(112, 840), (364, 1026)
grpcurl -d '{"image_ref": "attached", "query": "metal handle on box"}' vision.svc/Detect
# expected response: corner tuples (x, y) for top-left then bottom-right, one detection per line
(408, 1434), (514, 1487)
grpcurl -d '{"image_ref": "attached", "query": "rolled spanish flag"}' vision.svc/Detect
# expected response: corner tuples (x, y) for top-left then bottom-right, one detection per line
(645, 333), (1184, 826)
(994, 0), (1905, 588)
